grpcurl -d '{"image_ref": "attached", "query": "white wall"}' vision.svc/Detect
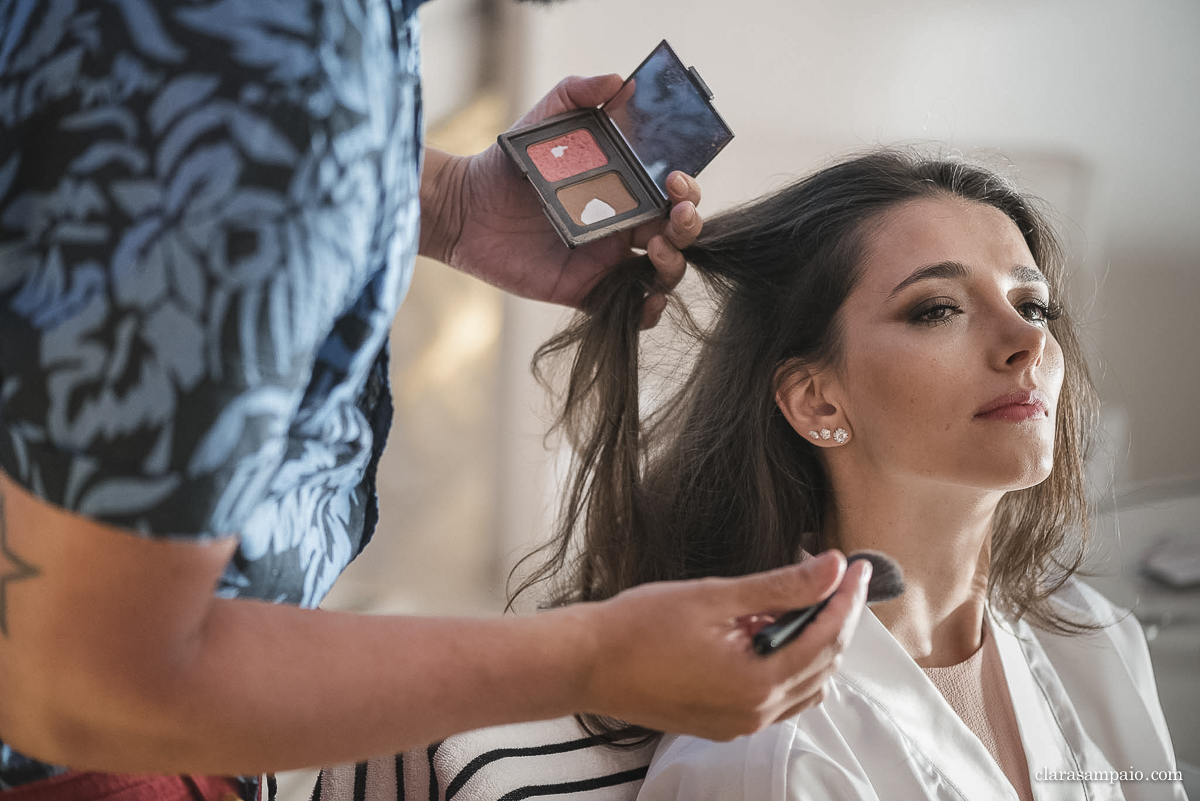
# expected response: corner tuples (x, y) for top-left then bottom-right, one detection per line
(504, 0), (1199, 248)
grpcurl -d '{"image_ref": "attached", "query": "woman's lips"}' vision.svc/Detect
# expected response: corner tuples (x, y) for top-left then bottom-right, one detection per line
(975, 389), (1050, 422)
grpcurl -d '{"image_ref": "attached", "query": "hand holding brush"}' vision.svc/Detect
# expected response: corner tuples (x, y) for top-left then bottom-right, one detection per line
(752, 551), (904, 656)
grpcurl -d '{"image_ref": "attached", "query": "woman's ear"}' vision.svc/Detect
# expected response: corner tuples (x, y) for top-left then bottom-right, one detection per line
(774, 360), (851, 446)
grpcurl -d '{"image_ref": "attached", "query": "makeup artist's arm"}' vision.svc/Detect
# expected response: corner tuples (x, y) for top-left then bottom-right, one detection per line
(419, 74), (700, 328)
(0, 472), (865, 774)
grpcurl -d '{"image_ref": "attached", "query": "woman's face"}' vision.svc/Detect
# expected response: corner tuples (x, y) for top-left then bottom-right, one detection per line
(829, 195), (1064, 493)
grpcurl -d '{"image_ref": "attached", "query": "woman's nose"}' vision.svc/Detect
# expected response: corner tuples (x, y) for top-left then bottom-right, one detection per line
(996, 312), (1047, 371)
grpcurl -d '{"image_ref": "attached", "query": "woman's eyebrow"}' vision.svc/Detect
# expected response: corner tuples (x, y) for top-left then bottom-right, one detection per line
(1011, 264), (1048, 285)
(888, 262), (1048, 298)
(887, 260), (969, 298)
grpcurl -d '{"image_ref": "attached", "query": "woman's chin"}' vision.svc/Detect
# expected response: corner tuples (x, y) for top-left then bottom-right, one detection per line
(981, 453), (1056, 492)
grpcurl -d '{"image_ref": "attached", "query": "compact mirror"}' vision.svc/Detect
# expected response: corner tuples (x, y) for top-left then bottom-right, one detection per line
(603, 41), (734, 193)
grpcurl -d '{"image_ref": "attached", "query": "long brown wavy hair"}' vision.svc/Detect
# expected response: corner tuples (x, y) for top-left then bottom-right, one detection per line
(513, 149), (1099, 738)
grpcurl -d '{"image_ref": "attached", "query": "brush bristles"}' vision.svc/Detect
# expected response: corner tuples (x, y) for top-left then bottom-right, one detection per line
(847, 550), (905, 603)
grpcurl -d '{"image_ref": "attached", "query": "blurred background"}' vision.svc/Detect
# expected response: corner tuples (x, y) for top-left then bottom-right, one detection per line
(282, 0), (1200, 796)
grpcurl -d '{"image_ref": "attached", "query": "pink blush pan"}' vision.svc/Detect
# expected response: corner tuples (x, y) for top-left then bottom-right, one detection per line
(526, 129), (609, 182)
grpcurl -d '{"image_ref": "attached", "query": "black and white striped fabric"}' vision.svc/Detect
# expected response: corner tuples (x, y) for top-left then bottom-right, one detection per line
(309, 717), (655, 801)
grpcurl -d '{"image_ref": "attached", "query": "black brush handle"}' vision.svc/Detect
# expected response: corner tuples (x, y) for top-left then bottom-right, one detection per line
(751, 596), (831, 656)
(750, 551), (903, 657)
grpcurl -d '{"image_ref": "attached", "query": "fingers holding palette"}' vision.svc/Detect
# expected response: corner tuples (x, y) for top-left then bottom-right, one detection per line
(504, 113), (655, 245)
(498, 40), (733, 248)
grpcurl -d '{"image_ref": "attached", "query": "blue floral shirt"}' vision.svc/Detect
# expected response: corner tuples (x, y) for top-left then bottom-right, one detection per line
(0, 0), (425, 788)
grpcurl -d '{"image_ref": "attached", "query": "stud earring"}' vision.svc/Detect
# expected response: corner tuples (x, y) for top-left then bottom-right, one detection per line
(808, 431), (821, 440)
(833, 427), (849, 444)
(820, 429), (832, 440)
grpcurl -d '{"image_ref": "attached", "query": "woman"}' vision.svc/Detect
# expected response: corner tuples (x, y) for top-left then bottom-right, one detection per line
(519, 149), (1184, 800)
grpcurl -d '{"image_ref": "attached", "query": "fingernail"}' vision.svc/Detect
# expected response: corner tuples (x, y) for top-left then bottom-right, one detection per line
(670, 172), (688, 194)
(858, 561), (874, 592)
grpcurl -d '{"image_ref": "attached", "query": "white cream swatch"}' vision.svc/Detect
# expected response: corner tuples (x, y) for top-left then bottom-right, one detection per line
(580, 197), (616, 224)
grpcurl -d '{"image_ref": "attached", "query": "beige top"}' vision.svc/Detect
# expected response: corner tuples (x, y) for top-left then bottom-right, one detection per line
(922, 622), (1034, 801)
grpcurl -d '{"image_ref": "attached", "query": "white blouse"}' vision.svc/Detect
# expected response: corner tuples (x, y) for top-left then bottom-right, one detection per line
(638, 579), (1185, 801)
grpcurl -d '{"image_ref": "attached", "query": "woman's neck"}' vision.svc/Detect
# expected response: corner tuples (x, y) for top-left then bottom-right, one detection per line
(825, 479), (1000, 667)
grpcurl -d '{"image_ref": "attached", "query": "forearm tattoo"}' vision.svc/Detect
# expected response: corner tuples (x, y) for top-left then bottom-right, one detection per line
(0, 492), (41, 638)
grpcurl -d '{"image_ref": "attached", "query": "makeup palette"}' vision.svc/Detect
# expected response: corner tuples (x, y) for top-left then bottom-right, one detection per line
(498, 40), (734, 248)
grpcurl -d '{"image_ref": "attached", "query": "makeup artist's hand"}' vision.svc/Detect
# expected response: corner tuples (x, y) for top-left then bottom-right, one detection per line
(419, 74), (701, 329)
(582, 551), (872, 740)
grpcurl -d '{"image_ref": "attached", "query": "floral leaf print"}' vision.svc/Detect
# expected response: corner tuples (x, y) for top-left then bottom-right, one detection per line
(106, 0), (188, 64)
(0, 0), (424, 786)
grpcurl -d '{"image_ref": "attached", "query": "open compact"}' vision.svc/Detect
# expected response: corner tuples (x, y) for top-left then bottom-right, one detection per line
(498, 40), (734, 248)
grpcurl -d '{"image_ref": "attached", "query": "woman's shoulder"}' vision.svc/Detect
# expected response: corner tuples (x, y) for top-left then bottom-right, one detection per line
(1032, 575), (1154, 683)
(1044, 575), (1138, 632)
(1033, 575), (1159, 674)
(1021, 577), (1181, 788)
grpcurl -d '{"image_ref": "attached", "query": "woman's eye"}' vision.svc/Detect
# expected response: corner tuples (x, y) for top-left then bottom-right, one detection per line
(1018, 299), (1063, 325)
(912, 299), (961, 326)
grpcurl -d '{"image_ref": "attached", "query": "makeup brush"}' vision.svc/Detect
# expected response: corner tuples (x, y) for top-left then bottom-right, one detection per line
(752, 551), (905, 656)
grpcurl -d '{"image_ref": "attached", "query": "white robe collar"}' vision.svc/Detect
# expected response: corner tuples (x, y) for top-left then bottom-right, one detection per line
(839, 606), (1126, 800)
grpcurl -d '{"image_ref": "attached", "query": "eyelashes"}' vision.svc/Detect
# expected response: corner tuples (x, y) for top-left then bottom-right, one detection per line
(1020, 298), (1063, 324)
(909, 296), (1063, 327)
(910, 297), (960, 327)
